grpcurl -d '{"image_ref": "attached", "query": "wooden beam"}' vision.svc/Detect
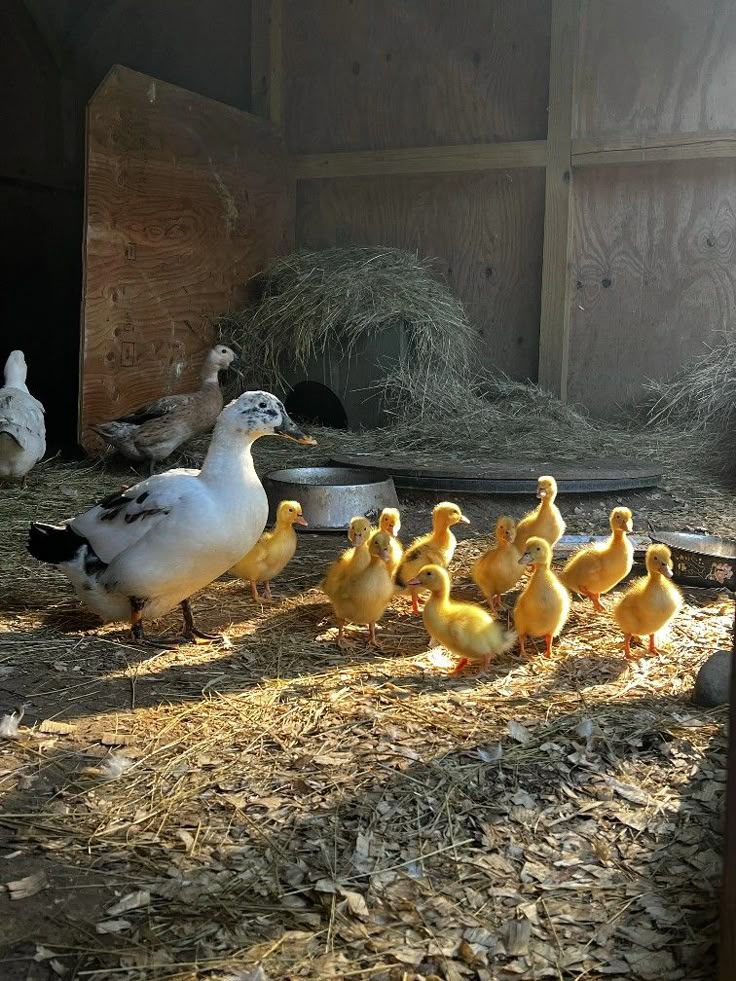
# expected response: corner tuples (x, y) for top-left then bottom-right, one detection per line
(537, 0), (578, 400)
(572, 131), (736, 166)
(294, 141), (547, 179)
(251, 0), (283, 126)
(269, 0), (283, 127)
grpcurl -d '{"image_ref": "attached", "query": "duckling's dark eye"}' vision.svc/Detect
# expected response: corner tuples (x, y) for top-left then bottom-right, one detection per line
(258, 401), (267, 409)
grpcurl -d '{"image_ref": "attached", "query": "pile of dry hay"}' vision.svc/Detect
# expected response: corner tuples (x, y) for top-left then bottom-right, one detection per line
(219, 247), (474, 387)
(216, 247), (734, 487)
(644, 332), (736, 476)
(218, 246), (475, 394)
(376, 364), (734, 483)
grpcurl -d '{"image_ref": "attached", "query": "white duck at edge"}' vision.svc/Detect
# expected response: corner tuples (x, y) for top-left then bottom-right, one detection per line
(28, 392), (315, 643)
(0, 350), (46, 480)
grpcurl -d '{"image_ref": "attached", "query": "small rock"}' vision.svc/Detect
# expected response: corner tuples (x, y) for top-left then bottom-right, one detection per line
(693, 650), (731, 707)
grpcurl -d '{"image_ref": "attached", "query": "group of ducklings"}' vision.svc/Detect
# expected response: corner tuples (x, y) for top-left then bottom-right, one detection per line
(231, 475), (683, 676)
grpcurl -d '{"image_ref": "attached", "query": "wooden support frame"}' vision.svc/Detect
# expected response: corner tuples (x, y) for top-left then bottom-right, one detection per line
(294, 141), (547, 179)
(251, 0), (283, 126)
(293, 130), (736, 180)
(572, 130), (736, 166)
(537, 0), (578, 399)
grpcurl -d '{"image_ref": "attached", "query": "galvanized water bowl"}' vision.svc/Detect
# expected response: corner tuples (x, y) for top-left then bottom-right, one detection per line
(263, 466), (399, 532)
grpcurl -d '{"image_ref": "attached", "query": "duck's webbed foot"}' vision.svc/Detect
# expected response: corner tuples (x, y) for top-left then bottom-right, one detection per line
(180, 599), (222, 643)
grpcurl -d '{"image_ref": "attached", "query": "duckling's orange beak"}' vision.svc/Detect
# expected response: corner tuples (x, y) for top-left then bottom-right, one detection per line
(295, 515), (308, 527)
(663, 565), (674, 579)
(406, 577), (422, 587)
(518, 552), (533, 565)
(625, 518), (634, 532)
(536, 489), (546, 499)
(458, 515), (470, 525)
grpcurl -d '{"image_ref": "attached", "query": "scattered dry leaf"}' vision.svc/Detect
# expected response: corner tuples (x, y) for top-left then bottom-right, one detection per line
(106, 889), (151, 916)
(6, 871), (47, 900)
(39, 719), (76, 735)
(507, 720), (532, 744)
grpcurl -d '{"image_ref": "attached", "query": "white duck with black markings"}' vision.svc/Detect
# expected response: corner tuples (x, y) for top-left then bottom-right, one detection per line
(28, 392), (315, 643)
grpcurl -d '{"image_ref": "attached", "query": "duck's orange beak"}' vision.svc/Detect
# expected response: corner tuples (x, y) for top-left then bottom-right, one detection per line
(406, 577), (422, 587)
(295, 515), (308, 527)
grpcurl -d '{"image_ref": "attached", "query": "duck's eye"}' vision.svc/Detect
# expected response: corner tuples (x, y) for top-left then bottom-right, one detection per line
(258, 401), (268, 409)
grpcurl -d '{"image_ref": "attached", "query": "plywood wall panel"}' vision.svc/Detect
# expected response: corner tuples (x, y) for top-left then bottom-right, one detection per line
(567, 160), (736, 413)
(80, 66), (291, 451)
(283, 0), (551, 152)
(575, 0), (736, 138)
(296, 171), (546, 380)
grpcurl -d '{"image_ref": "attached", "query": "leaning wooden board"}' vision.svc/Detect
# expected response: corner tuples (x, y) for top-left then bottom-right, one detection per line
(79, 65), (292, 453)
(330, 453), (661, 495)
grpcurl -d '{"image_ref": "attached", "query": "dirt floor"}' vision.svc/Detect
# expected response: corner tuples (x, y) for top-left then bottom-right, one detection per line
(0, 445), (732, 980)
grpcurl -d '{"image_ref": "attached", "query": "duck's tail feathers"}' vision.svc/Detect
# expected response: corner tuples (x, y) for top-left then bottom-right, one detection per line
(28, 522), (89, 565)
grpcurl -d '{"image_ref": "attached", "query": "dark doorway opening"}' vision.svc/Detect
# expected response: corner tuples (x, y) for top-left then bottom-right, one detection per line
(285, 380), (348, 429)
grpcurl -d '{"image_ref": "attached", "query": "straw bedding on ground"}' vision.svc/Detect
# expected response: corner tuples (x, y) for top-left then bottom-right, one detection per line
(0, 450), (730, 981)
(0, 248), (732, 977)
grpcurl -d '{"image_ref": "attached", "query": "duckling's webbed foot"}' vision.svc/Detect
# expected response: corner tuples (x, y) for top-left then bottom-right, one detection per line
(180, 599), (222, 644)
(449, 656), (469, 677)
(367, 622), (382, 648)
(336, 622), (354, 649)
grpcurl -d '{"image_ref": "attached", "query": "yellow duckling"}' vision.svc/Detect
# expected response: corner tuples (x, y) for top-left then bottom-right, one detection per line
(514, 537), (570, 658)
(368, 507), (403, 578)
(408, 565), (515, 676)
(560, 506), (634, 612)
(514, 475), (566, 553)
(322, 516), (374, 596)
(471, 515), (521, 611)
(325, 531), (395, 647)
(613, 544), (682, 659)
(230, 499), (307, 601)
(396, 501), (470, 613)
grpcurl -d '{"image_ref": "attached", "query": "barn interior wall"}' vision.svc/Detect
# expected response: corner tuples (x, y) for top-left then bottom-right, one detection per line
(283, 0), (552, 383)
(567, 0), (736, 412)
(279, 0), (736, 417)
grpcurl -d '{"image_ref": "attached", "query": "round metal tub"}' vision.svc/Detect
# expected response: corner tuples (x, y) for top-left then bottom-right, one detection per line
(263, 466), (399, 532)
